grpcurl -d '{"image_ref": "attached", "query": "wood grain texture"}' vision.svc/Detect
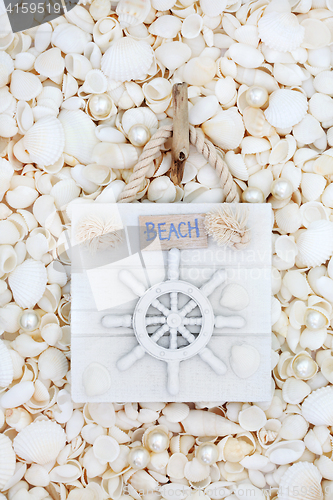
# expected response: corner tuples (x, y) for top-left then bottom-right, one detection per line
(171, 83), (189, 185)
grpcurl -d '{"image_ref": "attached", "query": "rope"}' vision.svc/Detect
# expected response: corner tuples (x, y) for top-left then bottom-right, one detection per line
(204, 206), (250, 250)
(118, 124), (239, 204)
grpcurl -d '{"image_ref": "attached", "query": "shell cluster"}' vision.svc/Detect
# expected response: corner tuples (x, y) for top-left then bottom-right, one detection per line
(2, 0), (333, 499)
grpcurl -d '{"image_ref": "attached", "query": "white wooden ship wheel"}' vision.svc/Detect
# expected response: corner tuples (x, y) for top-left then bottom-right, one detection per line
(102, 248), (245, 395)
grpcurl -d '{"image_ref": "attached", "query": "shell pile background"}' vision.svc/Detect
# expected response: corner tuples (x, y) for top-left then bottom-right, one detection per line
(3, 0), (333, 498)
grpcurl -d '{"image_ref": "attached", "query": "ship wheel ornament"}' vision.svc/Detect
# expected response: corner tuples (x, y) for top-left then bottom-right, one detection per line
(102, 248), (245, 395)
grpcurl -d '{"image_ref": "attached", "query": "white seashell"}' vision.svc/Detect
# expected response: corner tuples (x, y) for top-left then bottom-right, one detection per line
(315, 455), (333, 481)
(34, 22), (52, 53)
(101, 37), (154, 82)
(293, 114), (324, 145)
(0, 381), (35, 409)
(92, 142), (138, 170)
(302, 386), (333, 425)
(16, 101), (34, 136)
(241, 136), (270, 155)
(314, 70), (333, 96)
(238, 406), (267, 432)
(258, 12), (305, 53)
(0, 339), (13, 388)
(189, 96), (219, 126)
(220, 283), (249, 311)
(0, 434), (16, 491)
(8, 259), (47, 309)
(229, 43), (264, 69)
(181, 13), (203, 39)
(313, 153), (333, 176)
(266, 440), (305, 465)
(182, 56), (216, 86)
(10, 70), (42, 101)
(65, 54), (92, 81)
(35, 48), (65, 79)
(80, 69), (108, 97)
(283, 270), (309, 300)
(309, 93), (333, 124)
(299, 201), (328, 229)
(301, 173), (326, 202)
(83, 362), (111, 397)
(148, 176), (177, 203)
(235, 25), (259, 47)
(278, 462), (322, 500)
(230, 344), (260, 379)
(282, 377), (311, 404)
(89, 0), (112, 21)
(0, 114), (18, 138)
(202, 108), (245, 150)
(52, 24), (91, 55)
(155, 41), (191, 72)
(38, 347), (69, 382)
(62, 73), (79, 101)
(301, 18), (331, 49)
(248, 169), (273, 198)
(148, 15), (182, 38)
(167, 453), (188, 480)
(58, 109), (99, 165)
(13, 420), (66, 465)
(296, 220), (333, 267)
(46, 261), (67, 287)
(151, 0), (176, 8)
(50, 179), (81, 210)
(264, 89), (308, 128)
(275, 235), (298, 264)
(279, 414), (309, 440)
(200, 0), (227, 16)
(0, 220), (20, 245)
(224, 151), (248, 181)
(243, 107), (274, 139)
(184, 458), (210, 482)
(93, 435), (120, 464)
(65, 5), (95, 34)
(93, 17), (122, 53)
(117, 0), (151, 28)
(122, 107), (158, 139)
(182, 410), (241, 437)
(162, 403), (190, 423)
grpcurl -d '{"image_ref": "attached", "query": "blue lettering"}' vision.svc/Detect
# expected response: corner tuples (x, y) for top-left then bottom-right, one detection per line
(178, 222), (188, 238)
(144, 222), (157, 242)
(158, 222), (168, 240)
(169, 223), (179, 240)
(188, 218), (200, 238)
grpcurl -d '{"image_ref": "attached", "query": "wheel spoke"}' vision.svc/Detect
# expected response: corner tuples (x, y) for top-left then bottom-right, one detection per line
(150, 323), (169, 342)
(179, 299), (198, 317)
(151, 298), (170, 316)
(178, 325), (196, 344)
(145, 316), (166, 326)
(170, 292), (178, 312)
(169, 327), (178, 349)
(183, 317), (202, 326)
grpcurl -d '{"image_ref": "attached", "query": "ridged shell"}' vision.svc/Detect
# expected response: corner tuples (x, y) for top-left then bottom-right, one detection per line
(200, 0), (227, 16)
(184, 458), (210, 482)
(58, 109), (99, 165)
(8, 259), (47, 309)
(101, 37), (154, 82)
(151, 0), (176, 9)
(258, 12), (305, 53)
(302, 386), (333, 425)
(38, 347), (69, 382)
(10, 70), (42, 101)
(34, 48), (65, 78)
(220, 283), (249, 311)
(51, 24), (92, 55)
(148, 15), (182, 38)
(224, 151), (248, 181)
(83, 362), (111, 397)
(296, 220), (333, 267)
(116, 0), (151, 28)
(0, 434), (16, 490)
(293, 114), (324, 145)
(202, 108), (245, 150)
(162, 403), (190, 423)
(0, 339), (13, 388)
(299, 201), (329, 228)
(264, 89), (308, 128)
(22, 116), (65, 166)
(122, 107), (158, 136)
(13, 420), (66, 465)
(50, 179), (81, 210)
(278, 462), (323, 500)
(230, 344), (260, 379)
(313, 71), (333, 96)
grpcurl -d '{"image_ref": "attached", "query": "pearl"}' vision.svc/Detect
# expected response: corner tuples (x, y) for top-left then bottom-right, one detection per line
(292, 354), (317, 380)
(196, 443), (219, 465)
(146, 429), (169, 453)
(128, 446), (150, 469)
(88, 94), (113, 119)
(128, 125), (150, 147)
(245, 86), (268, 108)
(305, 309), (327, 330)
(241, 187), (265, 203)
(271, 178), (293, 201)
(18, 310), (40, 331)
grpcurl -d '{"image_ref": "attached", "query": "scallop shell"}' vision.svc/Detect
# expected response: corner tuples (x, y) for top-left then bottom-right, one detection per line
(167, 453), (188, 480)
(10, 70), (42, 102)
(182, 56), (216, 86)
(266, 440), (305, 465)
(293, 114), (325, 145)
(1, 380), (35, 409)
(184, 458), (210, 482)
(162, 403), (190, 423)
(52, 23), (92, 55)
(258, 12), (305, 52)
(58, 109), (99, 165)
(282, 377), (311, 404)
(302, 386), (333, 425)
(0, 339), (13, 388)
(34, 48), (65, 79)
(220, 283), (249, 311)
(151, 0), (176, 9)
(116, 0), (151, 28)
(299, 201), (329, 228)
(278, 462), (322, 500)
(202, 108), (245, 150)
(264, 89), (308, 129)
(148, 15), (182, 38)
(314, 70), (333, 96)
(101, 37), (154, 82)
(22, 115), (64, 166)
(38, 347), (69, 382)
(200, 0), (227, 16)
(301, 18), (331, 49)
(229, 43), (264, 69)
(155, 41), (191, 72)
(279, 414), (309, 441)
(296, 220), (333, 267)
(8, 259), (47, 309)
(238, 406), (266, 432)
(50, 179), (81, 210)
(83, 362), (111, 397)
(0, 434), (16, 490)
(13, 420), (66, 465)
(230, 344), (260, 379)
(122, 107), (158, 137)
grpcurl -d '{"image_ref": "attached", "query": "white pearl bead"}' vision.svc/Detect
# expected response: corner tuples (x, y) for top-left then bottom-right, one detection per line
(245, 86), (268, 108)
(292, 354), (317, 380)
(241, 187), (264, 203)
(128, 125), (150, 147)
(88, 94), (113, 119)
(128, 446), (150, 469)
(146, 429), (169, 453)
(305, 309), (327, 330)
(19, 310), (40, 331)
(271, 178), (293, 201)
(196, 443), (219, 465)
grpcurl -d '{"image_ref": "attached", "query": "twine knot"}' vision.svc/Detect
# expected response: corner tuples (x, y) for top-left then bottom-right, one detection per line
(204, 206), (250, 250)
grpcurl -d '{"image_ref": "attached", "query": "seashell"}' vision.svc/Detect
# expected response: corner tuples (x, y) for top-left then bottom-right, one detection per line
(0, 339), (13, 388)
(8, 259), (47, 309)
(65, 54), (92, 81)
(230, 344), (260, 379)
(258, 12), (305, 53)
(241, 137), (270, 155)
(181, 13), (203, 39)
(242, 107), (274, 138)
(162, 403), (190, 423)
(92, 142), (138, 170)
(62, 73), (79, 101)
(0, 381), (35, 409)
(58, 109), (99, 165)
(224, 151), (248, 181)
(6, 186), (38, 211)
(5, 408), (32, 432)
(184, 458), (210, 482)
(279, 414), (309, 440)
(0, 114), (18, 138)
(293, 113), (324, 145)
(117, 0), (151, 28)
(46, 261), (67, 287)
(299, 201), (328, 229)
(238, 406), (267, 432)
(220, 283), (249, 311)
(65, 5), (95, 34)
(248, 169), (273, 198)
(10, 70), (42, 101)
(101, 37), (154, 82)
(93, 435), (120, 465)
(189, 96), (219, 126)
(266, 440), (305, 465)
(200, 0), (227, 16)
(181, 410), (241, 437)
(278, 462), (322, 500)
(283, 270), (309, 300)
(0, 434), (16, 490)
(89, 0), (112, 21)
(309, 93), (333, 125)
(296, 220), (333, 267)
(315, 455), (333, 481)
(202, 108), (245, 150)
(151, 0), (176, 8)
(92, 17), (122, 53)
(301, 18), (331, 49)
(282, 377), (311, 404)
(301, 173), (326, 202)
(313, 153), (333, 176)
(148, 176), (177, 202)
(38, 347), (69, 382)
(314, 70), (333, 96)
(264, 89), (308, 129)
(35, 48), (65, 79)
(148, 15), (182, 38)
(302, 386), (333, 425)
(16, 101), (34, 136)
(34, 22), (52, 53)
(167, 453), (188, 479)
(182, 56), (216, 86)
(275, 235), (298, 264)
(155, 41), (191, 72)
(0, 220), (20, 245)
(83, 362), (111, 397)
(229, 43), (264, 69)
(122, 107), (158, 141)
(13, 420), (66, 465)
(52, 24), (92, 55)
(50, 179), (81, 210)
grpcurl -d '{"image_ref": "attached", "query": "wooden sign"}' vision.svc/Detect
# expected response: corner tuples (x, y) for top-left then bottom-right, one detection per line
(139, 214), (208, 250)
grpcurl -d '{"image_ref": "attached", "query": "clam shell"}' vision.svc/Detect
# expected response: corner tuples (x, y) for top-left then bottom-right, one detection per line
(258, 12), (305, 52)
(301, 173), (326, 202)
(50, 179), (81, 210)
(34, 23), (52, 53)
(264, 89), (308, 129)
(10, 70), (42, 101)
(13, 420), (66, 465)
(148, 15), (182, 38)
(301, 18), (331, 49)
(184, 457), (210, 482)
(38, 347), (69, 382)
(83, 362), (111, 397)
(8, 259), (47, 309)
(266, 440), (305, 465)
(293, 114), (324, 145)
(302, 386), (333, 425)
(238, 406), (266, 432)
(220, 283), (249, 311)
(101, 37), (154, 82)
(35, 48), (65, 79)
(200, 0), (227, 16)
(309, 93), (333, 124)
(52, 23), (91, 55)
(181, 13), (203, 39)
(314, 70), (333, 96)
(22, 116), (64, 166)
(162, 403), (190, 423)
(230, 344), (260, 379)
(279, 414), (309, 440)
(116, 0), (151, 28)
(58, 109), (99, 165)
(93, 435), (120, 464)
(229, 43), (264, 69)
(282, 377), (311, 404)
(278, 462), (322, 500)
(1, 380), (35, 409)
(202, 108), (245, 150)
(122, 107), (158, 136)
(0, 339), (13, 388)
(224, 151), (248, 181)
(183, 56), (216, 86)
(151, 0), (176, 9)
(167, 453), (188, 480)
(296, 220), (333, 267)
(0, 434), (16, 490)
(155, 41), (191, 72)
(189, 96), (219, 126)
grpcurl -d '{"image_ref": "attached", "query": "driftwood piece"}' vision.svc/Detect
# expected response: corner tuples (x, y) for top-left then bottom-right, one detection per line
(171, 82), (190, 185)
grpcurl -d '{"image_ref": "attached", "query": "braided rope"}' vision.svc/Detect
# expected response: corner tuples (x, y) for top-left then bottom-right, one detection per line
(118, 124), (239, 204)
